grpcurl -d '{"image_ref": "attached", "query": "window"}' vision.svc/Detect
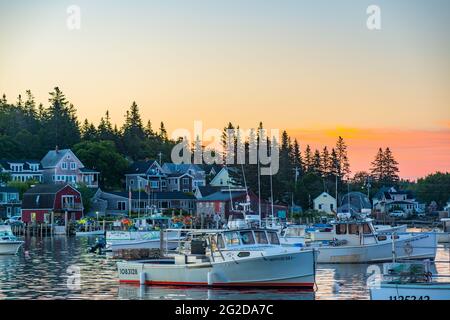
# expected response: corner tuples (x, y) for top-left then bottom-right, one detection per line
(224, 231), (241, 246)
(61, 162), (68, 170)
(254, 231), (268, 244)
(363, 224), (372, 234)
(336, 224), (347, 235)
(182, 178), (189, 185)
(150, 181), (158, 188)
(117, 201), (126, 211)
(330, 204), (334, 210)
(318, 204), (322, 210)
(240, 231), (255, 245)
(267, 232), (280, 245)
(161, 180), (167, 187)
(348, 224), (359, 235)
(6, 207), (12, 217)
(70, 162), (76, 170)
(183, 189), (189, 193)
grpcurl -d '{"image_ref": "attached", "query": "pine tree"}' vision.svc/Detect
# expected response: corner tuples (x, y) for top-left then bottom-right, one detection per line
(40, 87), (81, 151)
(291, 139), (303, 177)
(312, 149), (322, 175)
(81, 119), (98, 141)
(330, 148), (339, 177)
(335, 136), (351, 179)
(383, 147), (400, 183)
(159, 122), (168, 141)
(370, 148), (385, 182)
(304, 145), (313, 173)
(321, 146), (331, 177)
(97, 110), (115, 141)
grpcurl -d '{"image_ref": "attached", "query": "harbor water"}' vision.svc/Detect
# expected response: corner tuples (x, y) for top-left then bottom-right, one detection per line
(0, 236), (449, 300)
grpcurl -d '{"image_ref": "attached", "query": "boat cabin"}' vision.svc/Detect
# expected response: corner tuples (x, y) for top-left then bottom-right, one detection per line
(214, 229), (281, 250)
(324, 219), (382, 246)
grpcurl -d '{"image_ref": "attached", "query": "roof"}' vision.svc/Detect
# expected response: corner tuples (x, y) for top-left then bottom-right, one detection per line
(24, 184), (75, 195)
(125, 160), (159, 175)
(340, 192), (372, 210)
(196, 186), (222, 197)
(0, 186), (19, 193)
(41, 149), (82, 168)
(22, 192), (55, 209)
(102, 190), (195, 200)
(313, 192), (336, 201)
(198, 191), (248, 202)
(0, 159), (43, 171)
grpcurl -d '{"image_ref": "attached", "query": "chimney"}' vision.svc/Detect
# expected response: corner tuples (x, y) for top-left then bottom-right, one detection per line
(55, 145), (59, 153)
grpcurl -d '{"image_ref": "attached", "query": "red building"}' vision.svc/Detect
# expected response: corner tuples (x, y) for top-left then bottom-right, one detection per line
(21, 184), (84, 223)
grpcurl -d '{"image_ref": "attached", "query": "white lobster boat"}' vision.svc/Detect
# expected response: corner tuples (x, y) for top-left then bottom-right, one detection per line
(370, 261), (450, 300)
(310, 218), (437, 263)
(0, 225), (24, 255)
(117, 228), (316, 288)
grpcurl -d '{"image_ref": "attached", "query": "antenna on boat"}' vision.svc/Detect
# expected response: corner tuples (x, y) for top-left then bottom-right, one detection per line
(270, 164), (274, 219)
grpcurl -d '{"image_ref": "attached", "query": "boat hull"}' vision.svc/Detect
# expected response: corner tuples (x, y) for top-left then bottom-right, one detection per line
(0, 241), (24, 255)
(76, 230), (105, 236)
(117, 249), (316, 289)
(370, 282), (450, 300)
(437, 232), (450, 243)
(314, 232), (437, 263)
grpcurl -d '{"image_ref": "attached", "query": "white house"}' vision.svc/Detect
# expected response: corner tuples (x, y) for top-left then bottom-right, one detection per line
(313, 192), (337, 214)
(209, 167), (241, 187)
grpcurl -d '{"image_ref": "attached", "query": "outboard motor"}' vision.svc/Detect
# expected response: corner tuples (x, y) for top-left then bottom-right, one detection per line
(88, 237), (106, 254)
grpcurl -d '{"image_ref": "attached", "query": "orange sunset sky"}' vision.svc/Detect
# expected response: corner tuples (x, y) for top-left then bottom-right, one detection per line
(0, 0), (449, 180)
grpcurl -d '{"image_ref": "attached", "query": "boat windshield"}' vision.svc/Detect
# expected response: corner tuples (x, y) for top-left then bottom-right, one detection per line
(254, 230), (268, 244)
(224, 231), (241, 246)
(363, 223), (372, 234)
(267, 231), (280, 245)
(240, 231), (255, 245)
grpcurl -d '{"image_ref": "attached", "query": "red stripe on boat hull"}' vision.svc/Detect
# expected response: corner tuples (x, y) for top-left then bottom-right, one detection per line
(119, 279), (314, 289)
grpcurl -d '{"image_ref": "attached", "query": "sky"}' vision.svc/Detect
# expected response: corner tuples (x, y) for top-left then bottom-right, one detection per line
(0, 0), (449, 179)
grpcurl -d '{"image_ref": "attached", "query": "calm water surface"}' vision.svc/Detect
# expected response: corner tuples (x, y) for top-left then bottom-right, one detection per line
(1, 236), (449, 300)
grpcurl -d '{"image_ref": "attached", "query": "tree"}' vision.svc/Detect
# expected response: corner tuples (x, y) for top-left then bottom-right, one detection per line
(81, 119), (98, 141)
(97, 110), (115, 141)
(383, 147), (400, 183)
(335, 136), (350, 179)
(159, 121), (168, 141)
(370, 148), (385, 182)
(312, 149), (322, 175)
(321, 146), (331, 177)
(304, 145), (313, 173)
(121, 102), (146, 160)
(73, 140), (129, 189)
(39, 87), (81, 151)
(409, 172), (450, 209)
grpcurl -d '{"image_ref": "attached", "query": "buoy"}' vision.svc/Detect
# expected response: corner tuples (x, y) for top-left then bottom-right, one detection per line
(139, 272), (146, 285)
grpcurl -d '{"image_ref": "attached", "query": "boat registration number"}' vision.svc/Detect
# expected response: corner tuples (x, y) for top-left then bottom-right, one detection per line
(389, 295), (430, 300)
(119, 268), (138, 275)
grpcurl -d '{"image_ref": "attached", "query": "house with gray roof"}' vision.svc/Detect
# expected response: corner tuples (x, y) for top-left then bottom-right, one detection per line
(41, 148), (99, 188)
(90, 188), (196, 216)
(0, 159), (43, 182)
(372, 186), (420, 214)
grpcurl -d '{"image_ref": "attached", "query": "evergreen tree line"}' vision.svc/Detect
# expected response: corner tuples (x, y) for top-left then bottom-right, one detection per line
(2, 87), (447, 210)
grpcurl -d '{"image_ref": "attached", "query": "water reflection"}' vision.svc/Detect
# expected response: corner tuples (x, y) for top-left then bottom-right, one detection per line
(0, 236), (449, 300)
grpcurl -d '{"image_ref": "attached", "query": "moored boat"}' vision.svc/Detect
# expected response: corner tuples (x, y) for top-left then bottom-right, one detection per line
(309, 218), (437, 263)
(369, 261), (450, 300)
(117, 228), (316, 288)
(0, 225), (24, 255)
